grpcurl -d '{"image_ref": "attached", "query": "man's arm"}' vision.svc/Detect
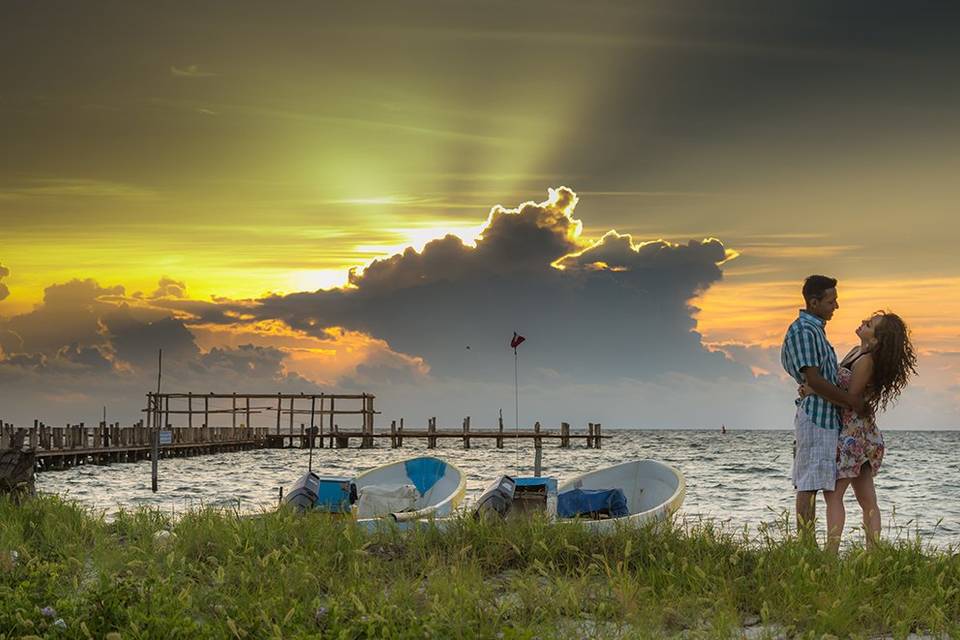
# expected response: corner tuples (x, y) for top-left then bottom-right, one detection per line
(802, 366), (866, 414)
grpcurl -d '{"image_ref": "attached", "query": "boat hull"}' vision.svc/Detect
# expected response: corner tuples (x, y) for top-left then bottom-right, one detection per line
(557, 459), (685, 530)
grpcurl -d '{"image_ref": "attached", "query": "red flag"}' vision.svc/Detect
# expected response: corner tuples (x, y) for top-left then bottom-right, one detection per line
(510, 332), (526, 349)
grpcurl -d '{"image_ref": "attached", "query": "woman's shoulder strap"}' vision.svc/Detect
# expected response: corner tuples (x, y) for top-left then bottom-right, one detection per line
(840, 346), (861, 367)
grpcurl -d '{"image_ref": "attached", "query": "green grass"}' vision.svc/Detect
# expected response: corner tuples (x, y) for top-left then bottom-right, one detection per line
(1, 496), (958, 639)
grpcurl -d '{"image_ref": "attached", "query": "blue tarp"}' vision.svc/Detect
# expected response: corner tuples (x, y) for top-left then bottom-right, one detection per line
(557, 488), (629, 519)
(404, 457), (447, 495)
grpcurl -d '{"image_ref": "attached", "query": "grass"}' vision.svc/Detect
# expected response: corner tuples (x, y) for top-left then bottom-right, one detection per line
(1, 495), (959, 639)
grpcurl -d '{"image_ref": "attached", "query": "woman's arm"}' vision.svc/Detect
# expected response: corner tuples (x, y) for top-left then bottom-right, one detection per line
(845, 353), (874, 404)
(801, 366), (867, 414)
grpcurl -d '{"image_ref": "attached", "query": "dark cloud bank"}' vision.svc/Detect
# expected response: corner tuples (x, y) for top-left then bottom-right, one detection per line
(1, 188), (792, 427)
(200, 187), (739, 382)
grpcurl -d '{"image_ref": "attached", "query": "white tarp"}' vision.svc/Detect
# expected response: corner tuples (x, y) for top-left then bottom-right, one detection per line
(355, 484), (420, 518)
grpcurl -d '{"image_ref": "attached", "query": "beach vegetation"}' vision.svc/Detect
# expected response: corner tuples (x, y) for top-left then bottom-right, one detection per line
(1, 496), (958, 639)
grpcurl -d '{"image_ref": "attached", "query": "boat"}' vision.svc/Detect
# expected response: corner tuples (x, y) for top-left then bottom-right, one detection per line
(352, 456), (466, 522)
(556, 459), (685, 530)
(283, 455), (466, 524)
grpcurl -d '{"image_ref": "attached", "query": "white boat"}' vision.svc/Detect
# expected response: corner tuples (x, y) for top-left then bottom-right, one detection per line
(557, 459), (685, 530)
(353, 456), (466, 522)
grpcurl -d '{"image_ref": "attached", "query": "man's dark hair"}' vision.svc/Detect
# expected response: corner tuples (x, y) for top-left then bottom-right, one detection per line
(802, 275), (837, 302)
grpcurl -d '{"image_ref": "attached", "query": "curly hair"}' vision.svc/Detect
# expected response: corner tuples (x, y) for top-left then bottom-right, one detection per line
(866, 311), (918, 415)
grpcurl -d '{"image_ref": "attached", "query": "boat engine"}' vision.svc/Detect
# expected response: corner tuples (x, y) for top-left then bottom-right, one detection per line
(284, 472), (357, 513)
(473, 475), (516, 519)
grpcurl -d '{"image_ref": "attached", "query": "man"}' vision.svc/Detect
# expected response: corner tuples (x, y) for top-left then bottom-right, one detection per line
(780, 275), (859, 538)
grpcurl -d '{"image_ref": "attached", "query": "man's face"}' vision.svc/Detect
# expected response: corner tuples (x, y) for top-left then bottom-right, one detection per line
(809, 287), (839, 321)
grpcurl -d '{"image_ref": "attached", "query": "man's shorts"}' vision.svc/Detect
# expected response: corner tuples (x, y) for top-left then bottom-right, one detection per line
(792, 408), (838, 492)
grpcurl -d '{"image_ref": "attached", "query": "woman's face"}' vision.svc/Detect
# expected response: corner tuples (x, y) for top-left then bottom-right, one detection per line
(855, 314), (883, 347)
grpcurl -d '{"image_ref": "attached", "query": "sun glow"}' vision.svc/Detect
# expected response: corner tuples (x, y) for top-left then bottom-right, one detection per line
(355, 222), (487, 256)
(286, 268), (352, 293)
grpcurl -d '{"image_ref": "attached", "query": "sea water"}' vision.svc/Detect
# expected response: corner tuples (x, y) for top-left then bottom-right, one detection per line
(37, 429), (960, 548)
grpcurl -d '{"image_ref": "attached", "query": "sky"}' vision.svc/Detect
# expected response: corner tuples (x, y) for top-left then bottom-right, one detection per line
(1, 1), (958, 428)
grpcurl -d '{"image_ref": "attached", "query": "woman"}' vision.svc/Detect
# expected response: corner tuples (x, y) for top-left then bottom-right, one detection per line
(800, 311), (917, 552)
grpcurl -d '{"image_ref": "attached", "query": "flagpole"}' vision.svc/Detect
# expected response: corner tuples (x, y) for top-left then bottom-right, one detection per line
(514, 345), (519, 475)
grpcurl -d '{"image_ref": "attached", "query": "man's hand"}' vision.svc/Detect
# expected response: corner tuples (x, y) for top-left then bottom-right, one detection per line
(802, 366), (865, 414)
(798, 383), (814, 398)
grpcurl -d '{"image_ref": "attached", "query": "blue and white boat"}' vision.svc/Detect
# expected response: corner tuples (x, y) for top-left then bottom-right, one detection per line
(557, 459), (685, 530)
(473, 460), (684, 530)
(353, 456), (466, 522)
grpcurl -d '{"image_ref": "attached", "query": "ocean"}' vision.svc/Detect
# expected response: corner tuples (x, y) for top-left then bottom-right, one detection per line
(37, 429), (960, 548)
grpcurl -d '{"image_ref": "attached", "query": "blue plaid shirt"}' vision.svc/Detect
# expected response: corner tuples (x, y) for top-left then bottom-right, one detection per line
(781, 310), (840, 430)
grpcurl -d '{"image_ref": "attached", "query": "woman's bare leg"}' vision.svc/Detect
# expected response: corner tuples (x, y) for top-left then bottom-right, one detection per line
(851, 463), (881, 547)
(823, 479), (852, 554)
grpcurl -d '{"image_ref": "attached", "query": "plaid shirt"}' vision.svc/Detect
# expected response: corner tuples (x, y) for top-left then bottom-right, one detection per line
(781, 310), (840, 430)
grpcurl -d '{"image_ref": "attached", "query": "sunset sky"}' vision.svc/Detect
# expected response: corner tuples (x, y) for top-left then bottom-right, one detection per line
(1, 2), (958, 428)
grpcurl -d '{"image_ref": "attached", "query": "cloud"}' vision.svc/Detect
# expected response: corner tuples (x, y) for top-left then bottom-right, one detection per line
(187, 188), (742, 386)
(151, 276), (187, 299)
(56, 343), (114, 372)
(0, 178), (157, 200)
(0, 278), (427, 422)
(0, 263), (8, 302)
(170, 64), (216, 78)
(2, 279), (123, 353)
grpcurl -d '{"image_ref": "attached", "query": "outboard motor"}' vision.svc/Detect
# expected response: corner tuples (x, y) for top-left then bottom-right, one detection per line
(473, 475), (516, 519)
(284, 472), (356, 513)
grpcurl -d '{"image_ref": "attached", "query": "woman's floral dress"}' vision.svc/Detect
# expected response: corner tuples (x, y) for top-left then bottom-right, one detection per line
(836, 365), (885, 478)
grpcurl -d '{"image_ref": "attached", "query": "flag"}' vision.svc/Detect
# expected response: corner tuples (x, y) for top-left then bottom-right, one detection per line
(510, 332), (526, 350)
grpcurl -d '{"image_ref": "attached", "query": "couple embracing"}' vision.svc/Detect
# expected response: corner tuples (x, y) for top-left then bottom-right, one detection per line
(781, 275), (917, 552)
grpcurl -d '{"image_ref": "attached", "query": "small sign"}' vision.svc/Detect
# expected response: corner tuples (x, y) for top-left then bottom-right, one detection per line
(158, 430), (173, 445)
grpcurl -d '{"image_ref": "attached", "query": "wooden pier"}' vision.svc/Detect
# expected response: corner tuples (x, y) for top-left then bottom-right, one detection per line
(0, 391), (604, 473)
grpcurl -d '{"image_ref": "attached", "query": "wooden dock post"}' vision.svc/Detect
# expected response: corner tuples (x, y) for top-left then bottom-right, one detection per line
(275, 392), (282, 436)
(534, 439), (543, 477)
(335, 424), (349, 449)
(328, 397), (336, 448)
(398, 418), (404, 447)
(317, 394), (325, 448)
(587, 423), (595, 448)
(288, 396), (295, 445)
(595, 423), (602, 448)
(427, 417), (437, 449)
(390, 420), (398, 448)
(462, 416), (471, 449)
(232, 393), (237, 429)
(560, 422), (570, 448)
(534, 421), (542, 449)
(361, 393), (374, 449)
(309, 396), (317, 449)
(245, 397), (251, 430)
(496, 409), (504, 449)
